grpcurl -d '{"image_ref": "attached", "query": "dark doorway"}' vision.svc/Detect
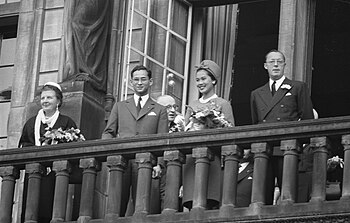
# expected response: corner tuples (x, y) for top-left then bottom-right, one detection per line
(230, 0), (280, 126)
(311, 0), (350, 118)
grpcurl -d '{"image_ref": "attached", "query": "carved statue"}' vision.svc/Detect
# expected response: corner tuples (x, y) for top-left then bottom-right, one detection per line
(63, 0), (110, 92)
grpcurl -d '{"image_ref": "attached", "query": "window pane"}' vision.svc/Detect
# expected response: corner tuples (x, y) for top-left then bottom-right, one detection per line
(147, 60), (164, 93)
(0, 38), (16, 65)
(147, 22), (166, 64)
(166, 72), (183, 105)
(171, 0), (189, 38)
(0, 67), (13, 93)
(0, 102), (10, 137)
(150, 0), (168, 27)
(134, 0), (148, 15)
(168, 33), (186, 75)
(0, 138), (7, 149)
(131, 13), (147, 54)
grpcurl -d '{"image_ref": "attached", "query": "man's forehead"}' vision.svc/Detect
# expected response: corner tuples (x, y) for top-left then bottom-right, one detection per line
(157, 96), (175, 105)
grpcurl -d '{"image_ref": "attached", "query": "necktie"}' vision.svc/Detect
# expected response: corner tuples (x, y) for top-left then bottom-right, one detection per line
(136, 96), (142, 114)
(271, 81), (276, 96)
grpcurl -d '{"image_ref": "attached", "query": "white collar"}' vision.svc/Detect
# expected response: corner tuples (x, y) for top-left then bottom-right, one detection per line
(134, 94), (149, 108)
(270, 76), (285, 91)
(199, 94), (218, 103)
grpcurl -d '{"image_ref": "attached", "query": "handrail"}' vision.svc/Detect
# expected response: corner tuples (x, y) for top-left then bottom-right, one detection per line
(1, 115), (350, 167)
(1, 116), (350, 223)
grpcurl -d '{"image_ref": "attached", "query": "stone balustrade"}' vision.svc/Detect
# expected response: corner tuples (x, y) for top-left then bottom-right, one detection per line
(1, 116), (350, 222)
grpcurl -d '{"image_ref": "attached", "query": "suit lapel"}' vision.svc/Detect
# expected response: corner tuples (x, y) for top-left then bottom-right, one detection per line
(125, 98), (138, 120)
(238, 163), (253, 182)
(137, 98), (155, 120)
(258, 83), (273, 107)
(262, 78), (294, 119)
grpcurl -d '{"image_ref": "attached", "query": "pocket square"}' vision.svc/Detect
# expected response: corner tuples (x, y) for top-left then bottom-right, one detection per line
(148, 111), (157, 116)
(286, 92), (292, 96)
(248, 176), (253, 180)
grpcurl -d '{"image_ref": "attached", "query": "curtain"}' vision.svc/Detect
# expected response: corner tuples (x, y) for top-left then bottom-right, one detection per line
(204, 4), (238, 100)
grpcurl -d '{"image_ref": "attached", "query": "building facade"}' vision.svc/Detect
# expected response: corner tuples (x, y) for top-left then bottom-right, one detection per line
(1, 0), (350, 222)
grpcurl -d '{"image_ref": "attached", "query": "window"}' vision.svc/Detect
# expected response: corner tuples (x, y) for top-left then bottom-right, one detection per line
(121, 0), (192, 111)
(0, 16), (17, 149)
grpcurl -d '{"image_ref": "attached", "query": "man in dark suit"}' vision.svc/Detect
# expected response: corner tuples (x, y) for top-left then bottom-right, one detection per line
(236, 149), (254, 207)
(102, 65), (168, 215)
(250, 49), (314, 204)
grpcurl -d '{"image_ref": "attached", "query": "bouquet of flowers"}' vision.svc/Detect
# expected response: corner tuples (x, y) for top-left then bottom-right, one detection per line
(40, 127), (86, 145)
(185, 101), (233, 131)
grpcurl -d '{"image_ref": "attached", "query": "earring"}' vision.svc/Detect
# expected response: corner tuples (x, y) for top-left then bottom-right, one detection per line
(212, 81), (216, 85)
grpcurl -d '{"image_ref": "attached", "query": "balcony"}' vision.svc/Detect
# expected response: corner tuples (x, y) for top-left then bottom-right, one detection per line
(1, 116), (350, 223)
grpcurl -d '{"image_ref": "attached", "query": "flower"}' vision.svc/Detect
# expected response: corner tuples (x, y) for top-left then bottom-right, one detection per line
(327, 156), (344, 170)
(169, 114), (185, 133)
(185, 101), (233, 131)
(280, 84), (291, 90)
(40, 127), (86, 145)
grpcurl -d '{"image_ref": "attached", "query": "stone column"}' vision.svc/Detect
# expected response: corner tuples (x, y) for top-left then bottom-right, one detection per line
(220, 145), (241, 214)
(77, 158), (101, 223)
(104, 155), (127, 222)
(310, 137), (330, 202)
(134, 152), (156, 215)
(24, 163), (45, 223)
(192, 147), (213, 210)
(162, 150), (185, 214)
(51, 161), (71, 223)
(250, 143), (272, 206)
(0, 166), (20, 223)
(341, 135), (350, 200)
(280, 139), (300, 204)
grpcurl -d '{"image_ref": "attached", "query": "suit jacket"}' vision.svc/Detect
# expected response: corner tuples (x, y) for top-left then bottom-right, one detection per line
(236, 162), (254, 207)
(102, 97), (168, 138)
(250, 77), (314, 124)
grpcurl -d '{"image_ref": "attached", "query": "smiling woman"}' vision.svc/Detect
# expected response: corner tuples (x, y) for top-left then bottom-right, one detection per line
(18, 82), (77, 147)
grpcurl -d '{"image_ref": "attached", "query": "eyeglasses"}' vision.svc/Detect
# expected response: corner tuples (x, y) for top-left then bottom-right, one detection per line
(266, 60), (285, 66)
(165, 104), (179, 110)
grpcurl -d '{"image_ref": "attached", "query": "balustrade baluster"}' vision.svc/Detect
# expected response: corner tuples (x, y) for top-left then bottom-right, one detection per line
(24, 163), (45, 223)
(192, 147), (213, 210)
(341, 134), (350, 200)
(310, 137), (330, 202)
(280, 139), (300, 204)
(250, 143), (272, 207)
(105, 155), (127, 221)
(0, 166), (20, 223)
(220, 144), (241, 214)
(51, 160), (71, 223)
(77, 158), (101, 223)
(134, 152), (156, 215)
(162, 150), (185, 214)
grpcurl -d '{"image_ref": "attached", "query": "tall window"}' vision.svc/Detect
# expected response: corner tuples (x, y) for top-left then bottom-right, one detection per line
(0, 17), (17, 149)
(122, 0), (192, 110)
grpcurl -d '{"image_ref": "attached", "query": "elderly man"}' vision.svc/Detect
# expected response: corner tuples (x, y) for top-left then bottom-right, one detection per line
(149, 95), (184, 212)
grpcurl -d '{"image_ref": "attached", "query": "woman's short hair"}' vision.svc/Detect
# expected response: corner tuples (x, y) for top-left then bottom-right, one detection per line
(40, 84), (63, 107)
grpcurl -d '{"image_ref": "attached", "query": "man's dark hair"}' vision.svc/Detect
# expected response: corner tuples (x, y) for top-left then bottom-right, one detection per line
(131, 65), (152, 79)
(265, 49), (286, 62)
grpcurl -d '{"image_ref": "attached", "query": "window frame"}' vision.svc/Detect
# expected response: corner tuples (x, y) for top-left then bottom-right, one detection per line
(121, 0), (192, 113)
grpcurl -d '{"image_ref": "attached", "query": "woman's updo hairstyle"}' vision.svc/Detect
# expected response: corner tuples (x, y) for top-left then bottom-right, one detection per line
(41, 82), (63, 107)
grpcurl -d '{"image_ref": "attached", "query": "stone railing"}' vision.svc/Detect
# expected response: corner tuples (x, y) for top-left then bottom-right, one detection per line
(1, 116), (350, 223)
